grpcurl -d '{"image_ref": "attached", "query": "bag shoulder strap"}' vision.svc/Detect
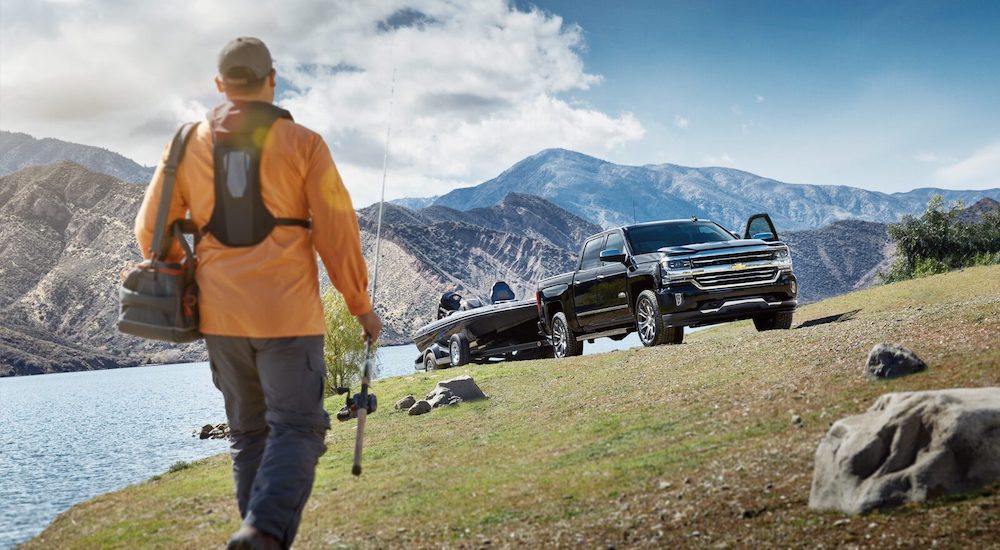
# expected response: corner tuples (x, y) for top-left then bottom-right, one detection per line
(151, 122), (198, 259)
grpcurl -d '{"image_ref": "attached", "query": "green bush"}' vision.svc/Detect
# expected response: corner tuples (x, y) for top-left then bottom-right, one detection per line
(881, 195), (1000, 282)
(322, 290), (379, 395)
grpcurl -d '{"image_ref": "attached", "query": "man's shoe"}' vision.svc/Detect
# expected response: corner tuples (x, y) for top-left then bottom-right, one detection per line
(226, 526), (282, 550)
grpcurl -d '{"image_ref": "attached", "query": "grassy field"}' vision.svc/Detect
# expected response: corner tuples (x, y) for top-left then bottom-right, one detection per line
(26, 266), (1000, 549)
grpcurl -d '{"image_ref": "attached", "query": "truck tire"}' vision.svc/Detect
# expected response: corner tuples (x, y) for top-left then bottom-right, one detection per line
(551, 312), (583, 358)
(753, 310), (794, 331)
(424, 351), (437, 371)
(636, 290), (670, 347)
(449, 333), (471, 366)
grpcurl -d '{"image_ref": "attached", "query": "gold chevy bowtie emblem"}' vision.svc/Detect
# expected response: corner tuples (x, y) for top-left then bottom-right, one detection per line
(732, 263), (747, 270)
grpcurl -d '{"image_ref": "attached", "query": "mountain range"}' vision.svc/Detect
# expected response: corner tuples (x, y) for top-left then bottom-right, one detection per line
(1, 134), (996, 376)
(0, 131), (154, 184)
(416, 148), (1000, 231)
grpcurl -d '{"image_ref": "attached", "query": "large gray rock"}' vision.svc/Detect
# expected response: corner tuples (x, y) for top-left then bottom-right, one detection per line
(865, 343), (927, 379)
(809, 388), (1000, 514)
(426, 375), (487, 408)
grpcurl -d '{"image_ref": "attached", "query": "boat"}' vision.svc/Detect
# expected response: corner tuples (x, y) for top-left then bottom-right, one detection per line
(412, 281), (552, 371)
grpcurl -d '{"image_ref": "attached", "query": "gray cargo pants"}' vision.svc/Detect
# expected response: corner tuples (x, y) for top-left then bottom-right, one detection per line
(205, 335), (330, 549)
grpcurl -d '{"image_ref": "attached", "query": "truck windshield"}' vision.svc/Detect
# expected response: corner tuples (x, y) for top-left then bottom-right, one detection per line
(625, 222), (734, 254)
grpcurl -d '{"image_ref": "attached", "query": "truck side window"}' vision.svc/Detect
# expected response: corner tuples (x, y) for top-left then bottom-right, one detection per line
(603, 232), (625, 261)
(580, 236), (607, 271)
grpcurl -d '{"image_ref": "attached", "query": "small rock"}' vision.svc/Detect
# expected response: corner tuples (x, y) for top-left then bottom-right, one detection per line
(791, 414), (803, 427)
(408, 400), (432, 416)
(865, 343), (927, 379)
(833, 518), (850, 527)
(395, 395), (416, 410)
(658, 480), (672, 490)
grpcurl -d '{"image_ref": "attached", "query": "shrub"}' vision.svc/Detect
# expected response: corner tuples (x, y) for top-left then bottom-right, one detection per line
(881, 195), (1000, 282)
(322, 290), (379, 395)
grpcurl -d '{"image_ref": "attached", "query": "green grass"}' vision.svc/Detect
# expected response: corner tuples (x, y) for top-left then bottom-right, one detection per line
(25, 266), (1000, 549)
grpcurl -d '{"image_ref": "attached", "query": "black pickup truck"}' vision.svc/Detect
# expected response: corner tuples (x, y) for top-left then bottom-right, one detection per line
(536, 214), (797, 358)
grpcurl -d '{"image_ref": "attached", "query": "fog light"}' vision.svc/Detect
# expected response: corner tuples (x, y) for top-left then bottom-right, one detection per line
(674, 293), (684, 307)
(791, 280), (798, 295)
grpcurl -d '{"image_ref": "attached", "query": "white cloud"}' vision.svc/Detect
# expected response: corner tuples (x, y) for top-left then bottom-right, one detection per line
(0, 0), (644, 206)
(755, 95), (764, 103)
(702, 153), (734, 166)
(672, 115), (689, 129)
(933, 142), (1000, 189)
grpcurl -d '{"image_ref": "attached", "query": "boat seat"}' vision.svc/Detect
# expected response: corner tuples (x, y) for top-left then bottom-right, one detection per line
(490, 281), (516, 304)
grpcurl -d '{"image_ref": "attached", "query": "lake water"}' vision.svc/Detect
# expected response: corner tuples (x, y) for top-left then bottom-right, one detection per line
(0, 335), (643, 548)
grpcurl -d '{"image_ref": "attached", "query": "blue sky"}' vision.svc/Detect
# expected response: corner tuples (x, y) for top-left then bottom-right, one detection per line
(516, 0), (1000, 192)
(1, 0), (997, 203)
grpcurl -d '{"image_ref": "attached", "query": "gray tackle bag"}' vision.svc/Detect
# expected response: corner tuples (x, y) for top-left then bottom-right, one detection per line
(117, 122), (202, 343)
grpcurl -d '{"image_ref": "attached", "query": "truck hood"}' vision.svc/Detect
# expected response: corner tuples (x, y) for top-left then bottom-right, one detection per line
(658, 239), (774, 256)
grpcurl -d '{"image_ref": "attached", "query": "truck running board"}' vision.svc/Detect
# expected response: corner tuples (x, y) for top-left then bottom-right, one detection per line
(578, 328), (629, 342)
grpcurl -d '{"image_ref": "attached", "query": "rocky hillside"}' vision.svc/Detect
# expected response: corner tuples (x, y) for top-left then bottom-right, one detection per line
(783, 220), (893, 303)
(423, 148), (1000, 231)
(956, 197), (1000, 224)
(0, 131), (153, 184)
(356, 194), (602, 343)
(0, 162), (202, 376)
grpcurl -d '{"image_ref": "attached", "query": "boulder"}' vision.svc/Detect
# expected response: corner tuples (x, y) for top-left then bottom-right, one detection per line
(809, 387), (1000, 514)
(408, 400), (432, 416)
(865, 343), (927, 379)
(395, 394), (416, 410)
(426, 375), (487, 406)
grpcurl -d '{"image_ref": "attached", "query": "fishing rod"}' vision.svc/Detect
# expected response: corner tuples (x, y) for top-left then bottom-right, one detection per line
(335, 68), (396, 477)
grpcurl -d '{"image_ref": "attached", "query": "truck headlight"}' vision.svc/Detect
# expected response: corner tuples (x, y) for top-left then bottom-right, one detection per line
(665, 259), (692, 270)
(775, 248), (792, 265)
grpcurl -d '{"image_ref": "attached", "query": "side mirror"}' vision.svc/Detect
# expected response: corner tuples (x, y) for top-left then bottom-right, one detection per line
(600, 249), (627, 264)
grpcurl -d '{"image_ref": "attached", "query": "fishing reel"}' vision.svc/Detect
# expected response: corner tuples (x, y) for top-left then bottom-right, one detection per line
(334, 386), (378, 422)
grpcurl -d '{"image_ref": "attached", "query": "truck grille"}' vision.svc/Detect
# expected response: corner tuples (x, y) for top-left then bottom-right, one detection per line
(693, 267), (778, 288)
(691, 250), (775, 267)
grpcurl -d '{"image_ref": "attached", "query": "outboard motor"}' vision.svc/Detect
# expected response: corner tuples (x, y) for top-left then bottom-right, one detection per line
(437, 292), (462, 319)
(490, 281), (516, 304)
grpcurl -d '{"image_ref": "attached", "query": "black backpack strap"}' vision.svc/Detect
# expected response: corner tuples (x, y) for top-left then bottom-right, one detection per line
(151, 122), (198, 259)
(274, 218), (311, 229)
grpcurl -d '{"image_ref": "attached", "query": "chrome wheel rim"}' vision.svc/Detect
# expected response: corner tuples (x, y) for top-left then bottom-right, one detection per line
(552, 319), (568, 357)
(450, 339), (460, 365)
(638, 298), (657, 344)
(425, 354), (434, 371)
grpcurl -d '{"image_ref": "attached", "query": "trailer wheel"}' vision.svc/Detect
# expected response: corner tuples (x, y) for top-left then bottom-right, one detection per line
(424, 352), (437, 371)
(449, 333), (471, 366)
(551, 312), (583, 358)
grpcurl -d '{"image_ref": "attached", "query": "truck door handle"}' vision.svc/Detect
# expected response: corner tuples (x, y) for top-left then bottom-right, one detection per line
(618, 292), (627, 299)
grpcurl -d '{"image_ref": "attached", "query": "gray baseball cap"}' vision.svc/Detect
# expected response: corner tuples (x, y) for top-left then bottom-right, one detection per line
(218, 37), (273, 83)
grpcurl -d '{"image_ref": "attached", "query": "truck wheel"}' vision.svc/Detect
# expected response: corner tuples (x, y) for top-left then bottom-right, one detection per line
(753, 311), (794, 331)
(668, 325), (684, 345)
(449, 333), (471, 366)
(424, 351), (437, 371)
(636, 290), (670, 347)
(551, 312), (583, 358)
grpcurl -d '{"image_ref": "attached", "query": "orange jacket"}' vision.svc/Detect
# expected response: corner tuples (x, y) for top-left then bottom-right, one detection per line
(134, 106), (371, 338)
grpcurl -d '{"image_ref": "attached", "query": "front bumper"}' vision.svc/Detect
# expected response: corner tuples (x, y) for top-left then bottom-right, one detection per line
(655, 271), (797, 328)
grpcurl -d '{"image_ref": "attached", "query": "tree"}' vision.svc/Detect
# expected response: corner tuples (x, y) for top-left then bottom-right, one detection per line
(322, 290), (378, 395)
(881, 195), (1000, 282)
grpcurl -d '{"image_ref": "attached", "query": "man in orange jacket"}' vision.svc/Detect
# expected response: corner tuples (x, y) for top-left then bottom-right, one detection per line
(135, 37), (382, 550)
